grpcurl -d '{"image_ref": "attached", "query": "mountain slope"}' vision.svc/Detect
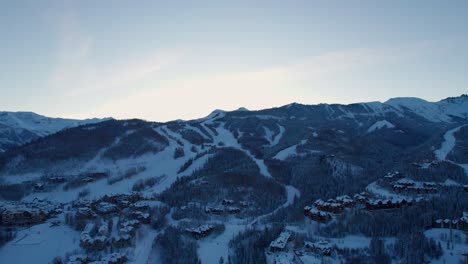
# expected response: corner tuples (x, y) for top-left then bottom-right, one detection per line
(0, 111), (110, 152)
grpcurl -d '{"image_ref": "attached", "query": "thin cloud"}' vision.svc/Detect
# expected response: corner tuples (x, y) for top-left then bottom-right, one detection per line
(76, 47), (403, 122)
(48, 13), (181, 97)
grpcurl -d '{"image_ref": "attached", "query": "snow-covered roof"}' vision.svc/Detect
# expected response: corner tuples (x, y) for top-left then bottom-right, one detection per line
(270, 232), (291, 249)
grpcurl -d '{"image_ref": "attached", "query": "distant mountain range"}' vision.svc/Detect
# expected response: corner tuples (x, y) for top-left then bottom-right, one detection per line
(0, 111), (110, 152)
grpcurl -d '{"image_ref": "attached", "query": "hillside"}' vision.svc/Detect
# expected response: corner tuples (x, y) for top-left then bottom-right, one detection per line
(0, 95), (467, 264)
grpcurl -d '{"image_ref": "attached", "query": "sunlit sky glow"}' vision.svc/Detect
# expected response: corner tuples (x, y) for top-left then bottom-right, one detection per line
(1, 0), (467, 121)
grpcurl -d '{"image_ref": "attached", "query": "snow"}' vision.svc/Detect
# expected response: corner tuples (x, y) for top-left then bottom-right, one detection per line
(273, 140), (318, 161)
(198, 185), (300, 264)
(197, 224), (244, 264)
(366, 120), (395, 133)
(424, 228), (468, 264)
(128, 226), (159, 264)
(0, 218), (81, 264)
(274, 145), (298, 160)
(214, 123), (272, 177)
(384, 96), (468, 122)
(434, 124), (468, 176)
(0, 111), (109, 137)
(434, 125), (468, 160)
(270, 125), (285, 146)
(23, 126), (212, 203)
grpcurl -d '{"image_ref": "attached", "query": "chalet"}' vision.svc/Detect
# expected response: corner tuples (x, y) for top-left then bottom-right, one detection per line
(222, 199), (235, 205)
(366, 199), (396, 210)
(353, 193), (368, 203)
(239, 201), (249, 207)
(130, 211), (151, 224)
(119, 225), (136, 236)
(225, 206), (241, 214)
(335, 195), (355, 207)
(94, 202), (118, 214)
(0, 208), (47, 226)
(305, 240), (334, 256)
(130, 201), (150, 211)
(73, 199), (93, 208)
(397, 179), (415, 187)
(111, 234), (132, 248)
(47, 176), (65, 183)
(205, 206), (224, 214)
(314, 199), (344, 214)
(82, 177), (94, 183)
(383, 171), (401, 182)
(121, 219), (140, 229)
(77, 207), (98, 219)
(185, 224), (214, 239)
(270, 231), (292, 252)
(304, 206), (332, 223)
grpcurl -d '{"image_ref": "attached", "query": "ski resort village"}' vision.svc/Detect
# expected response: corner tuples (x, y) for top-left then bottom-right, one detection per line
(0, 95), (468, 263)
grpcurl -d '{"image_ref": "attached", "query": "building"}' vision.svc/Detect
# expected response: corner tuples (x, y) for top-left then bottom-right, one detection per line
(185, 224), (214, 239)
(270, 232), (292, 252)
(304, 206), (332, 223)
(305, 240), (334, 256)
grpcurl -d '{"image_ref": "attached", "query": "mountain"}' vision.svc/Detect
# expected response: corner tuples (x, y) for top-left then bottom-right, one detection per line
(0, 95), (467, 264)
(0, 111), (111, 152)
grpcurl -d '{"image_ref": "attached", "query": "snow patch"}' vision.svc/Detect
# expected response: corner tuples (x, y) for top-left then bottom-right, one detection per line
(367, 120), (395, 133)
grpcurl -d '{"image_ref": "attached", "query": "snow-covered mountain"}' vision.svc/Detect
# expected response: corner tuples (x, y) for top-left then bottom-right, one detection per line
(0, 111), (110, 152)
(0, 95), (467, 264)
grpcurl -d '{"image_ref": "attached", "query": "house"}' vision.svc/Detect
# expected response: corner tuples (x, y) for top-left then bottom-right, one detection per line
(335, 195), (355, 207)
(239, 201), (249, 207)
(270, 231), (292, 252)
(77, 207), (97, 219)
(304, 206), (332, 223)
(94, 202), (118, 214)
(314, 199), (344, 214)
(185, 224), (214, 239)
(111, 234), (132, 248)
(130, 211), (151, 224)
(205, 206), (224, 214)
(222, 199), (235, 205)
(0, 208), (47, 226)
(48, 176), (65, 183)
(130, 201), (150, 211)
(305, 240), (334, 256)
(225, 206), (241, 214)
(353, 193), (368, 203)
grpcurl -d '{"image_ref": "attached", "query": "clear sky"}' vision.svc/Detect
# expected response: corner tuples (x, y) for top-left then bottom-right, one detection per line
(1, 0), (467, 121)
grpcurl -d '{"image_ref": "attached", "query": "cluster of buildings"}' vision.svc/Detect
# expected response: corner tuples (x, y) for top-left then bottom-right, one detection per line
(203, 198), (248, 215)
(0, 199), (62, 226)
(304, 240), (334, 256)
(365, 197), (422, 210)
(304, 194), (359, 223)
(72, 192), (153, 221)
(185, 224), (214, 239)
(67, 252), (126, 264)
(433, 212), (468, 232)
(391, 179), (438, 194)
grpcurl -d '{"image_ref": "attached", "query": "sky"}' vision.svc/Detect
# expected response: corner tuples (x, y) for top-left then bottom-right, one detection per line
(0, 0), (467, 122)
